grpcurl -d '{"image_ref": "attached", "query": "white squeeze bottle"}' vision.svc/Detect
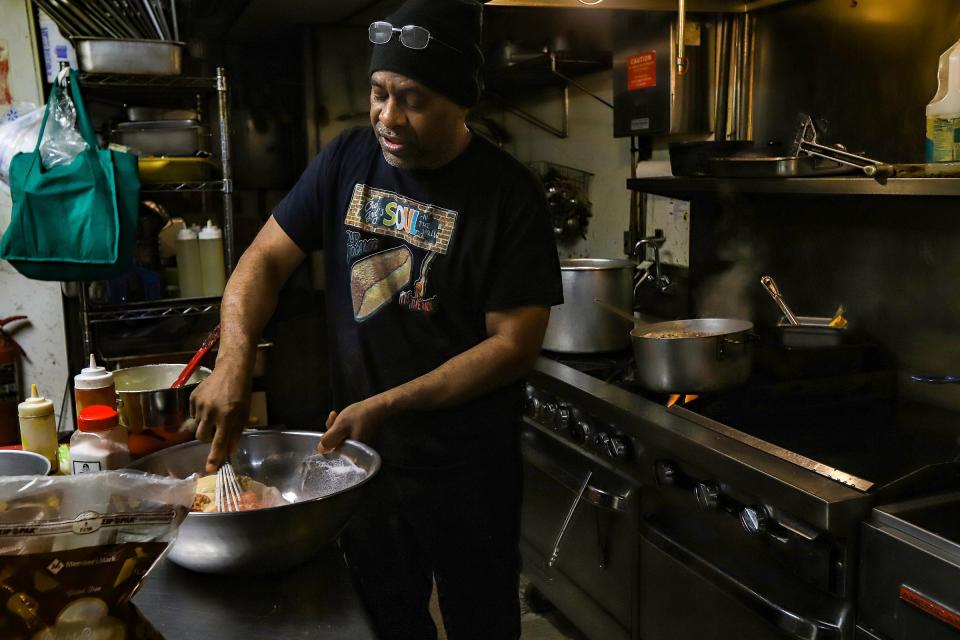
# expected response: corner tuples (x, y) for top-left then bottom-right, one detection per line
(198, 219), (226, 296)
(926, 37), (960, 162)
(18, 384), (58, 473)
(176, 226), (204, 298)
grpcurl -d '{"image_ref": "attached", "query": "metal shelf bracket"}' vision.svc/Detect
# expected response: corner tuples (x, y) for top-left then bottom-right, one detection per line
(488, 52), (613, 140)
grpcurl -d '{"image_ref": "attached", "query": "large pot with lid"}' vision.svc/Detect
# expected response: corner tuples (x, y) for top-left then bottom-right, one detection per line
(543, 258), (635, 353)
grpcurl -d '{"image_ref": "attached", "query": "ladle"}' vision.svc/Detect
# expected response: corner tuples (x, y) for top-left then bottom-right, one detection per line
(760, 275), (801, 326)
(593, 298), (639, 326)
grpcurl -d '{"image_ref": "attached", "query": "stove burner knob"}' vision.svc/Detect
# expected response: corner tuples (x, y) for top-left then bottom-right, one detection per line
(594, 432), (611, 451)
(526, 396), (541, 419)
(694, 483), (720, 509)
(740, 505), (769, 535)
(655, 461), (678, 485)
(572, 420), (592, 443)
(542, 403), (558, 427)
(556, 406), (572, 430)
(606, 436), (628, 459)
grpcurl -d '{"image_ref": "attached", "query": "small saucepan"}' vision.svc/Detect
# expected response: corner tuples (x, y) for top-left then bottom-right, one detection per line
(594, 300), (754, 393)
(114, 364), (211, 434)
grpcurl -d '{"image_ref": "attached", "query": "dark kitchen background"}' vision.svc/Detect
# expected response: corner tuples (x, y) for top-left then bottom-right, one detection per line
(43, 0), (960, 435)
(213, 0), (960, 434)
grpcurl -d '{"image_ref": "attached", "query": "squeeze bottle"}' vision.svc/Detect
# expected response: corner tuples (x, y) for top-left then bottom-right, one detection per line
(74, 353), (115, 413)
(176, 226), (204, 298)
(18, 384), (58, 472)
(199, 220), (226, 296)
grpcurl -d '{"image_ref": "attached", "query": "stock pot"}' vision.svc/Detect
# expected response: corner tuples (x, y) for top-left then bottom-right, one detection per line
(543, 258), (636, 353)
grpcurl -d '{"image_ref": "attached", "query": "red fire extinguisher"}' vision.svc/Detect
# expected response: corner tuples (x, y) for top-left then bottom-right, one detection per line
(0, 316), (29, 446)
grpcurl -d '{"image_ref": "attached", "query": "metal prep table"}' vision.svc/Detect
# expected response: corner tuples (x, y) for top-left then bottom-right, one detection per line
(133, 546), (376, 640)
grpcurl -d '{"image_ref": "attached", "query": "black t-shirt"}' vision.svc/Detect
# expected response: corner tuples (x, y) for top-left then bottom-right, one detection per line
(272, 126), (563, 468)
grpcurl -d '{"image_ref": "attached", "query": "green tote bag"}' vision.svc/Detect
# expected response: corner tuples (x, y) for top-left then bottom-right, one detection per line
(0, 69), (139, 282)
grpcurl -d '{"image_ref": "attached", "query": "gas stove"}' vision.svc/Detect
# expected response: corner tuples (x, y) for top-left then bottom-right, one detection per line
(519, 345), (960, 640)
(536, 346), (957, 490)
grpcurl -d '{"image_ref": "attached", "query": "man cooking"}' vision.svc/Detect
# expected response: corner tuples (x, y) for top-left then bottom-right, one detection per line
(190, 0), (562, 637)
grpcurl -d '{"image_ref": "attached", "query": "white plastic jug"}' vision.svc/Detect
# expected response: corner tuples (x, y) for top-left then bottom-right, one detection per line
(926, 37), (960, 162)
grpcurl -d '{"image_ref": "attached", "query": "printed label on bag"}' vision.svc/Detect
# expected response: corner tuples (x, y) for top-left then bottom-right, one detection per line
(73, 460), (103, 474)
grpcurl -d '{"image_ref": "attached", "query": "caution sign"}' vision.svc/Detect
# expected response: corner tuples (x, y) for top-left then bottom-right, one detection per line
(627, 51), (656, 91)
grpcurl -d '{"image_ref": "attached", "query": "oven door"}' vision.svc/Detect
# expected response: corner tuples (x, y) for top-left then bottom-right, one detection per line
(520, 419), (637, 640)
(638, 515), (851, 640)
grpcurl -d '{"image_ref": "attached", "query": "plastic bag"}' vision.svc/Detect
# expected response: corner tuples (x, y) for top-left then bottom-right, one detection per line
(39, 85), (88, 170)
(0, 103), (43, 192)
(0, 470), (196, 639)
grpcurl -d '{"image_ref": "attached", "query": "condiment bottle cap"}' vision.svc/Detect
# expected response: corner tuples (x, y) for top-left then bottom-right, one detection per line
(75, 353), (113, 390)
(18, 384), (54, 418)
(78, 405), (119, 432)
(198, 219), (222, 240)
(177, 227), (198, 241)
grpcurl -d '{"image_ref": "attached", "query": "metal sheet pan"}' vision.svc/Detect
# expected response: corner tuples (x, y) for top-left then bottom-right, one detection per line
(77, 38), (183, 76)
(708, 155), (852, 178)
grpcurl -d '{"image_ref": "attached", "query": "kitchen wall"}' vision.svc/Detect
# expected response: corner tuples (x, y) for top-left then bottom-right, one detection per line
(0, 0), (71, 425)
(479, 6), (682, 262)
(487, 71), (670, 261)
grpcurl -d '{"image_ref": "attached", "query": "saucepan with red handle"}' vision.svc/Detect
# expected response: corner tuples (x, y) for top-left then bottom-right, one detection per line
(113, 326), (219, 446)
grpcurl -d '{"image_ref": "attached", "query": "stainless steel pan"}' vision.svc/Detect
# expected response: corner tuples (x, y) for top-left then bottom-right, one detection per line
(631, 318), (754, 393)
(114, 364), (210, 433)
(593, 300), (754, 393)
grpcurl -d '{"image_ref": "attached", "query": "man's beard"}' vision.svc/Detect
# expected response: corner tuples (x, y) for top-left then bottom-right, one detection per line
(375, 125), (418, 168)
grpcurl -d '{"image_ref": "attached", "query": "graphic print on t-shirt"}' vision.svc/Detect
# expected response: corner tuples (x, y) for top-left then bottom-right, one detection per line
(349, 245), (413, 321)
(400, 252), (438, 313)
(344, 184), (458, 254)
(344, 184), (458, 321)
(345, 229), (380, 262)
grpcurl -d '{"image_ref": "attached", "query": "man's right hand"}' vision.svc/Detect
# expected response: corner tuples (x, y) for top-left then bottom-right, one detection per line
(191, 361), (252, 473)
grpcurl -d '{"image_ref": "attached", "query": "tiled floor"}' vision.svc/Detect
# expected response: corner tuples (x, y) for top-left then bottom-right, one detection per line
(429, 575), (586, 640)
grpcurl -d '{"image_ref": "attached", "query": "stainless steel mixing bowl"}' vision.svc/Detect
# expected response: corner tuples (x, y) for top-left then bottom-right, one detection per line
(127, 430), (380, 574)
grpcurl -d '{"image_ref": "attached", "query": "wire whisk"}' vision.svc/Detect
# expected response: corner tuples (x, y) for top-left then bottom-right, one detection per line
(215, 459), (244, 513)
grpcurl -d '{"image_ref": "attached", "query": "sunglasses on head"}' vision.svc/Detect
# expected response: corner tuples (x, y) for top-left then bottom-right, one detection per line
(368, 21), (463, 54)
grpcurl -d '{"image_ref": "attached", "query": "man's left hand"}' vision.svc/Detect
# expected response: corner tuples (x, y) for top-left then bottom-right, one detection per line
(318, 396), (389, 453)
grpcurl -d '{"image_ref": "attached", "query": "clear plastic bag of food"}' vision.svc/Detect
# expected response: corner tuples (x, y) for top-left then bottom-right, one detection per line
(0, 103), (43, 191)
(38, 85), (88, 171)
(0, 470), (196, 639)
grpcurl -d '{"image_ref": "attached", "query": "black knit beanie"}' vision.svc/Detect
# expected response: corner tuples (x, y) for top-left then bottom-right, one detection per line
(369, 0), (484, 107)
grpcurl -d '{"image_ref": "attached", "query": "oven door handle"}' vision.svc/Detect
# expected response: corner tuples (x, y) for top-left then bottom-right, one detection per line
(640, 521), (847, 640)
(523, 447), (631, 513)
(549, 471), (592, 568)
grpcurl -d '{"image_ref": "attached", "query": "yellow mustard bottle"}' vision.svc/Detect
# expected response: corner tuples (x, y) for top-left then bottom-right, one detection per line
(18, 384), (58, 473)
